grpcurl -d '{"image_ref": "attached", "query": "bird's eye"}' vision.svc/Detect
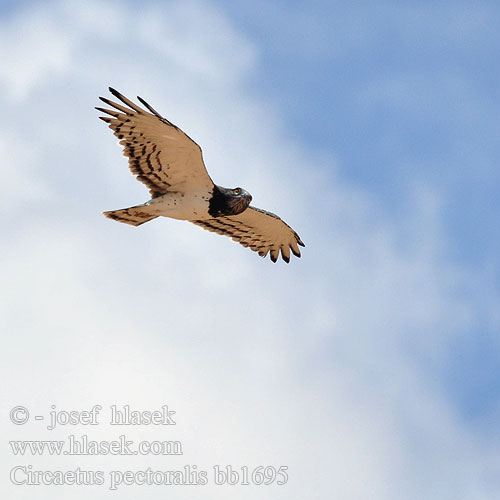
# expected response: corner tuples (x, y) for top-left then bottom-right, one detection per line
(233, 188), (240, 195)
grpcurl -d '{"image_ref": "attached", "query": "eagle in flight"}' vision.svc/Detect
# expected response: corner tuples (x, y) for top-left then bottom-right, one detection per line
(96, 88), (304, 263)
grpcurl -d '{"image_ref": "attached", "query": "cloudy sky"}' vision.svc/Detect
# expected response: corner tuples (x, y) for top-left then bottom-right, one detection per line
(1, 0), (499, 498)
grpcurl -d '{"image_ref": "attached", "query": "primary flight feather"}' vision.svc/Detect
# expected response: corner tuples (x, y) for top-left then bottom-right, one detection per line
(96, 88), (304, 263)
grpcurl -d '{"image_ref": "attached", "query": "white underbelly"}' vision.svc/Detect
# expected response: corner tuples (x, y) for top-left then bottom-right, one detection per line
(146, 191), (211, 221)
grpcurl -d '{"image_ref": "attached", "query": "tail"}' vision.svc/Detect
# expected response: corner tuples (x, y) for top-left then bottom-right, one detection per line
(103, 204), (158, 227)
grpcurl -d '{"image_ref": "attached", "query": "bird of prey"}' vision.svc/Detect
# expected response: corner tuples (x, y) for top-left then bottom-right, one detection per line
(96, 88), (304, 263)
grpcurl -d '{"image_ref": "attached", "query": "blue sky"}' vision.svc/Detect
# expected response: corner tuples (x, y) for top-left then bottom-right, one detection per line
(213, 0), (500, 420)
(219, 0), (500, 258)
(1, 1), (499, 498)
(217, 0), (500, 419)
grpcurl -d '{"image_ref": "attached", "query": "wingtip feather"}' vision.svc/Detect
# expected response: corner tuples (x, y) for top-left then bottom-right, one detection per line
(137, 95), (162, 117)
(107, 87), (143, 113)
(95, 106), (119, 117)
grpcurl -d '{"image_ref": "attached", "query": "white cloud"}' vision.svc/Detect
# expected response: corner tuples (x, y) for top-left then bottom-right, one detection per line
(1, 1), (499, 499)
(0, 4), (73, 101)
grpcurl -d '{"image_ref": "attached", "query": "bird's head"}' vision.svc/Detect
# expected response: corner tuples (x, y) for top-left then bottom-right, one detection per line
(226, 186), (252, 215)
(211, 185), (252, 216)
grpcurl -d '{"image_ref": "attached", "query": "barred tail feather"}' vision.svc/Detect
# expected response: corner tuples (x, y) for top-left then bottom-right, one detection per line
(103, 205), (158, 226)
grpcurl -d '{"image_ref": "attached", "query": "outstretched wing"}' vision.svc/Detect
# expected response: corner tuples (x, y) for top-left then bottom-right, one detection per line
(192, 206), (304, 263)
(96, 87), (214, 197)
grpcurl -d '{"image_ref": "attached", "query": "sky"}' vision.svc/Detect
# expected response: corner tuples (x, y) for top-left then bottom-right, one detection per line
(1, 0), (499, 498)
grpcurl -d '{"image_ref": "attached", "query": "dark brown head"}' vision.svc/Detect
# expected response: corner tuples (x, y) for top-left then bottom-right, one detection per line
(209, 186), (253, 217)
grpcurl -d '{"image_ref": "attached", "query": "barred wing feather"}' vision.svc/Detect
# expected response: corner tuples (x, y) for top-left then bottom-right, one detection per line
(96, 87), (214, 197)
(192, 206), (304, 263)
